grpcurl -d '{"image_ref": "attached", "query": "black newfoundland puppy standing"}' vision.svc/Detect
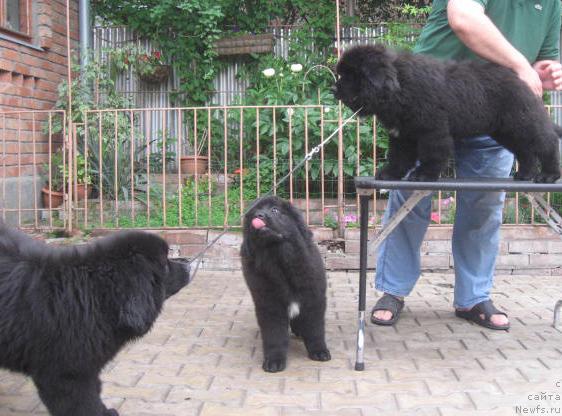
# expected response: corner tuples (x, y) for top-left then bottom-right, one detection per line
(334, 44), (561, 183)
(241, 196), (331, 372)
(0, 225), (192, 416)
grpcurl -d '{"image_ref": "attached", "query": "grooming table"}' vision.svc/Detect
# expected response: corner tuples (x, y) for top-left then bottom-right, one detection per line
(353, 177), (562, 371)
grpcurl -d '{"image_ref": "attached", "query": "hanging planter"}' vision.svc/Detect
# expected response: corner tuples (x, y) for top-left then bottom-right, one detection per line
(131, 49), (171, 84)
(138, 64), (170, 84)
(214, 33), (274, 57)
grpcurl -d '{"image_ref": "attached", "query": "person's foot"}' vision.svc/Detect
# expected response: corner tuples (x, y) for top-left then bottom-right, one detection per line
(455, 300), (510, 330)
(370, 293), (405, 326)
(373, 309), (393, 321)
(372, 296), (404, 321)
(456, 307), (509, 327)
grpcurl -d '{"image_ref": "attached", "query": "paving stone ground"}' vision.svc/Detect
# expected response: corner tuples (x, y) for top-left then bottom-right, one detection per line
(1, 271), (561, 416)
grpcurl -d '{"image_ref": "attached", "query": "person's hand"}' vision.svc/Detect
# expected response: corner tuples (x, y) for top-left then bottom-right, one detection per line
(514, 62), (544, 96)
(533, 60), (562, 91)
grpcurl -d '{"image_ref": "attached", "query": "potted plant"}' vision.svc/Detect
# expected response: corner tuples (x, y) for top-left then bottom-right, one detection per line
(180, 130), (208, 175)
(41, 150), (65, 208)
(107, 46), (170, 84)
(134, 50), (170, 84)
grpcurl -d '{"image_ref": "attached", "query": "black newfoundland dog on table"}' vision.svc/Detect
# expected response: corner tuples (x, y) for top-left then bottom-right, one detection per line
(334, 44), (561, 183)
(0, 225), (192, 416)
(241, 196), (331, 372)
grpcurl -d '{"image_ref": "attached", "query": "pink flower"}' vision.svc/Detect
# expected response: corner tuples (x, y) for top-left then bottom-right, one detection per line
(431, 212), (440, 223)
(344, 214), (357, 224)
(441, 196), (455, 207)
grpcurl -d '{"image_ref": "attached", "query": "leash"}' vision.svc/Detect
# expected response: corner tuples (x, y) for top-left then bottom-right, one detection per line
(186, 107), (363, 279)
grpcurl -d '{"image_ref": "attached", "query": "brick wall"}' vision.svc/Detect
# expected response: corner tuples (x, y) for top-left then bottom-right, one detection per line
(92, 224), (562, 274)
(0, 0), (78, 178)
(0, 0), (78, 111)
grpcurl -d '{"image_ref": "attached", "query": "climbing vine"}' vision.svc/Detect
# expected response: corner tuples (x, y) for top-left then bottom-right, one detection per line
(91, 0), (346, 106)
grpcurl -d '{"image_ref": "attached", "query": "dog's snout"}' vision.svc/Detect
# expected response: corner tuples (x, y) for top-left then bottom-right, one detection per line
(169, 257), (193, 283)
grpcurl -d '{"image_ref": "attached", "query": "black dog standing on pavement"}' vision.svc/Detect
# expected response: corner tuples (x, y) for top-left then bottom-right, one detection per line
(241, 196), (331, 372)
(334, 44), (561, 183)
(0, 225), (192, 416)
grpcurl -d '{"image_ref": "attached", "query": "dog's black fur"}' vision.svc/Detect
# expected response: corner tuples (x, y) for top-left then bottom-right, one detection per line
(0, 225), (191, 416)
(334, 44), (561, 183)
(240, 196), (331, 372)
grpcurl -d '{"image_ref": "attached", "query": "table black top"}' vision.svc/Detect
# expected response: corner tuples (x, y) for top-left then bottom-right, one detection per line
(354, 177), (562, 193)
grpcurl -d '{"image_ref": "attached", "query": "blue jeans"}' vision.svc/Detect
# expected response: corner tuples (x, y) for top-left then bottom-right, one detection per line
(375, 136), (515, 308)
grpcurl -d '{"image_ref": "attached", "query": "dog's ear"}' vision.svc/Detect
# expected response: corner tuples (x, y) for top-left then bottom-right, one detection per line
(361, 47), (399, 93)
(285, 202), (312, 240)
(117, 264), (164, 335)
(118, 294), (158, 335)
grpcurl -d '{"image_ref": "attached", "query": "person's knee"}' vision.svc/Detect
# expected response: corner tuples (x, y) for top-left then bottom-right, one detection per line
(458, 191), (506, 213)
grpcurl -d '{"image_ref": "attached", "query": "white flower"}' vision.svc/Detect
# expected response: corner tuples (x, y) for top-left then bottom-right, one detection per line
(262, 68), (275, 78)
(324, 106), (331, 113)
(287, 108), (294, 116)
(279, 72), (284, 77)
(290, 63), (303, 73)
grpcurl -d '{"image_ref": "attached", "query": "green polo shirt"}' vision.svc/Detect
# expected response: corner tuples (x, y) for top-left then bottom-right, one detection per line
(414, 0), (561, 63)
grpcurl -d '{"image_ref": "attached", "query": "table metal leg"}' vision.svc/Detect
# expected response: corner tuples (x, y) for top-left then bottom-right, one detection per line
(355, 194), (370, 371)
(355, 189), (431, 371)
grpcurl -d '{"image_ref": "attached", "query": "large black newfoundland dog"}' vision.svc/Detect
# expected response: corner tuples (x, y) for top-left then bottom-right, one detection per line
(0, 225), (191, 416)
(334, 44), (561, 183)
(241, 196), (331, 372)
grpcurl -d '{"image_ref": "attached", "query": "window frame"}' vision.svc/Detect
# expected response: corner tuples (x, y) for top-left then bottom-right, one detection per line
(0, 0), (32, 41)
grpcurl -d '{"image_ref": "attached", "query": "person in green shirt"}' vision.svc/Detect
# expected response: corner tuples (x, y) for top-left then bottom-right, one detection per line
(371, 0), (562, 330)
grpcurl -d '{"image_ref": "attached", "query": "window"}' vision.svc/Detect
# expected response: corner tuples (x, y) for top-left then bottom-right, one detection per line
(0, 0), (31, 38)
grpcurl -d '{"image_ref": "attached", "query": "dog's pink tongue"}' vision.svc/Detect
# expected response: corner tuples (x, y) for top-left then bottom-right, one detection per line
(252, 217), (266, 229)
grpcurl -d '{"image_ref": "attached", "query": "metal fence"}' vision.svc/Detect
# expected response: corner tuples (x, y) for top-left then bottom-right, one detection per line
(2, 105), (562, 232)
(73, 105), (377, 231)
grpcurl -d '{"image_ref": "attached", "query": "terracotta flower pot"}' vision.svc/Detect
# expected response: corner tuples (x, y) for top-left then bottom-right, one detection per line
(41, 187), (64, 208)
(180, 156), (209, 175)
(74, 183), (92, 201)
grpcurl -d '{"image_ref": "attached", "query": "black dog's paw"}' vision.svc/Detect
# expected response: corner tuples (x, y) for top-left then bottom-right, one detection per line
(375, 167), (401, 181)
(514, 171), (535, 182)
(533, 172), (561, 183)
(262, 358), (287, 373)
(308, 349), (331, 362)
(105, 409), (119, 416)
(408, 169), (439, 182)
